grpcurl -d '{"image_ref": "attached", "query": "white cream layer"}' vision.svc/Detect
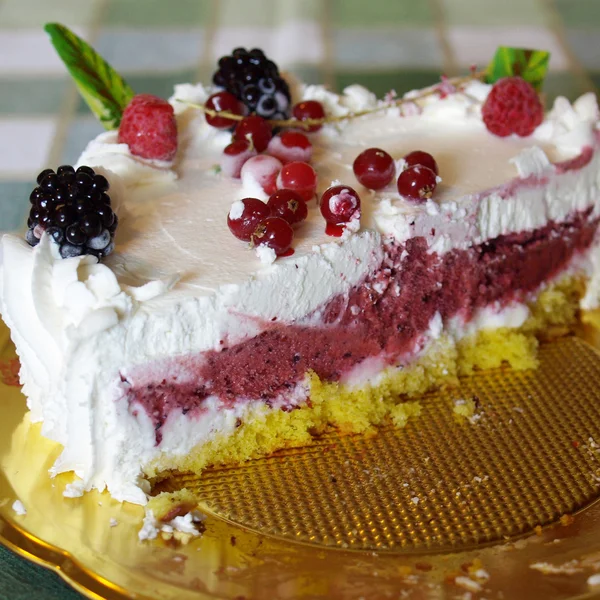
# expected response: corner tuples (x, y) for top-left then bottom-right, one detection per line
(1, 80), (599, 504)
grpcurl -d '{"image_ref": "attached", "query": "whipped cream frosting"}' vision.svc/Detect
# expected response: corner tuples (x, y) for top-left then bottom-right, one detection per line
(1, 78), (599, 503)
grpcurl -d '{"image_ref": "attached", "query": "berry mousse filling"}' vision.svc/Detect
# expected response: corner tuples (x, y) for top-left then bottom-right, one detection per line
(124, 208), (598, 442)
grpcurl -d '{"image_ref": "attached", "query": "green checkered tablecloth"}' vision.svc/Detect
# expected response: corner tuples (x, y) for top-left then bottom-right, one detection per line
(0, 0), (599, 597)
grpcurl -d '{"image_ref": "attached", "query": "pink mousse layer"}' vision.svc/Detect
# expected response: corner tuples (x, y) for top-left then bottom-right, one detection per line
(123, 208), (598, 439)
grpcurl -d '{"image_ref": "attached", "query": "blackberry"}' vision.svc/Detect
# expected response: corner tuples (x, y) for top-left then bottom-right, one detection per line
(26, 165), (118, 260)
(213, 47), (291, 120)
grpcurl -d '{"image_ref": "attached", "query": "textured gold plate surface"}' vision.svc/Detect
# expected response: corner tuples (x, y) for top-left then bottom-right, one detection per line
(159, 337), (600, 553)
(4, 320), (600, 599)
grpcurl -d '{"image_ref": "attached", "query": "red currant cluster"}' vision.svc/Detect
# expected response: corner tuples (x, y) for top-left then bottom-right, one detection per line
(227, 190), (308, 257)
(352, 148), (440, 203)
(206, 92), (327, 259)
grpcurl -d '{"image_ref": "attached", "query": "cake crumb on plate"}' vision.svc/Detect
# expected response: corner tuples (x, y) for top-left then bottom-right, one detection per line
(12, 500), (26, 516)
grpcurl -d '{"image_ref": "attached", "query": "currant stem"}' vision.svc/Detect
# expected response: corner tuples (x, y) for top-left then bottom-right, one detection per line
(177, 70), (488, 130)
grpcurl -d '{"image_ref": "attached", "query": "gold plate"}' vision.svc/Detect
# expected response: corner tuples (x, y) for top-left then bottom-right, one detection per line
(4, 319), (600, 599)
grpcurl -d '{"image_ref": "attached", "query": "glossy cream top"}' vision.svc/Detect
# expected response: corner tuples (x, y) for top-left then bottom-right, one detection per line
(76, 80), (599, 301)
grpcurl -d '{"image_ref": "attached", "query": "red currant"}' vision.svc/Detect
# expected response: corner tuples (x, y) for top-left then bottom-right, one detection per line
(220, 139), (257, 178)
(205, 92), (245, 129)
(266, 131), (313, 164)
(397, 165), (437, 202)
(402, 150), (439, 175)
(233, 116), (272, 152)
(320, 185), (361, 225)
(276, 161), (317, 202)
(267, 189), (308, 226)
(251, 216), (294, 256)
(353, 148), (395, 190)
(292, 100), (325, 132)
(227, 198), (271, 241)
(240, 154), (282, 196)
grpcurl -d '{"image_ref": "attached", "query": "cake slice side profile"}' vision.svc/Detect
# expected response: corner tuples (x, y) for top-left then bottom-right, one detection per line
(1, 30), (599, 504)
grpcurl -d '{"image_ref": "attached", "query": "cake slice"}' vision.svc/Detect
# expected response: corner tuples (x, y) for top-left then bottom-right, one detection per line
(1, 35), (599, 504)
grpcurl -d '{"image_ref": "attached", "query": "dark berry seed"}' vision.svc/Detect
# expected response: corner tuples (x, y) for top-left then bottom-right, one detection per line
(98, 206), (115, 228)
(243, 85), (260, 107)
(80, 213), (102, 237)
(75, 172), (93, 187)
(55, 206), (76, 226)
(59, 171), (76, 186)
(46, 226), (64, 244)
(257, 95), (276, 116)
(87, 229), (111, 250)
(100, 241), (115, 257)
(66, 224), (86, 246)
(36, 168), (54, 185)
(91, 174), (109, 192)
(76, 165), (95, 176)
(65, 184), (80, 200)
(57, 165), (75, 176)
(100, 192), (112, 206)
(53, 188), (67, 204)
(25, 228), (39, 247)
(29, 187), (42, 203)
(258, 78), (276, 94)
(109, 215), (119, 233)
(59, 243), (84, 259)
(37, 196), (52, 210)
(73, 199), (89, 213)
(218, 56), (234, 70)
(85, 189), (102, 203)
(40, 173), (59, 191)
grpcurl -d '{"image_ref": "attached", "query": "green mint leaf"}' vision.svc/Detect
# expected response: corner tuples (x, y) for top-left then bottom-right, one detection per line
(486, 46), (551, 92)
(44, 23), (134, 130)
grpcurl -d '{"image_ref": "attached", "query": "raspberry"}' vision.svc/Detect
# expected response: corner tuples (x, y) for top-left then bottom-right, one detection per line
(482, 77), (544, 138)
(118, 94), (178, 161)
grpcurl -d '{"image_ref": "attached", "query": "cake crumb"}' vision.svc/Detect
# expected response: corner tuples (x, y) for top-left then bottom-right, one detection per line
(560, 514), (575, 526)
(530, 560), (582, 575)
(454, 576), (482, 592)
(63, 481), (84, 498)
(255, 245), (277, 265)
(411, 497), (419, 505)
(12, 500), (26, 516)
(138, 508), (205, 543)
(138, 509), (160, 541)
(453, 398), (475, 418)
(109, 518), (119, 527)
